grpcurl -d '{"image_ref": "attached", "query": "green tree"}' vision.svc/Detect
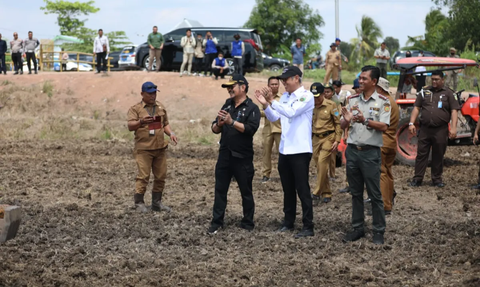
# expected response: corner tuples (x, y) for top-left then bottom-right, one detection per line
(63, 28), (131, 53)
(350, 16), (383, 65)
(383, 36), (399, 52)
(40, 0), (100, 35)
(244, 0), (324, 55)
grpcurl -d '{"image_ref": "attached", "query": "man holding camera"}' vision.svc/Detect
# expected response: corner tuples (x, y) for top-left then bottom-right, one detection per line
(180, 29), (196, 77)
(127, 81), (178, 213)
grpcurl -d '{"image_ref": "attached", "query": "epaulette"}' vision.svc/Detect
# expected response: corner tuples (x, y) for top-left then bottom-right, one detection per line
(378, 94), (388, 100)
(349, 94), (360, 99)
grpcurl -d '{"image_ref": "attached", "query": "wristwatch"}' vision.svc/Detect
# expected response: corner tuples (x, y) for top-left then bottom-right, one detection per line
(230, 120), (236, 127)
(408, 122), (414, 126)
(363, 119), (369, 126)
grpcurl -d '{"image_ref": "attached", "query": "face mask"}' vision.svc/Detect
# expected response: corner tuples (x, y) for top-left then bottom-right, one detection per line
(218, 57), (223, 60)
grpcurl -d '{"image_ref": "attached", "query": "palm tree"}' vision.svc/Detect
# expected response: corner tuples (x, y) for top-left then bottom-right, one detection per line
(350, 16), (383, 65)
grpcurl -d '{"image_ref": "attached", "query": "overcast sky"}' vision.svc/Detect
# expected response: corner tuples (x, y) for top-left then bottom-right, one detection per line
(2, 0), (444, 54)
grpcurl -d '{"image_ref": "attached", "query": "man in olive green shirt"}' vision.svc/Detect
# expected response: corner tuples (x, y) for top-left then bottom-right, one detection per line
(147, 26), (164, 72)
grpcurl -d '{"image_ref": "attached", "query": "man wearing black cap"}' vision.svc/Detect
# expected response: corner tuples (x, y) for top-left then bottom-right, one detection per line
(311, 82), (342, 204)
(324, 43), (341, 84)
(255, 66), (315, 238)
(208, 75), (261, 234)
(127, 82), (178, 213)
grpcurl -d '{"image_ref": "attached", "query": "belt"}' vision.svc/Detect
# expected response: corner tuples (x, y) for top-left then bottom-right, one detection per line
(313, 130), (335, 138)
(348, 144), (379, 151)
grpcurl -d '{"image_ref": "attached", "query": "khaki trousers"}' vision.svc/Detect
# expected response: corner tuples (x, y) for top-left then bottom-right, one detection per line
(324, 65), (339, 84)
(312, 133), (335, 198)
(293, 63), (304, 73)
(262, 132), (281, 177)
(149, 49), (162, 71)
(180, 53), (194, 74)
(380, 147), (396, 211)
(134, 148), (167, 194)
(329, 150), (337, 178)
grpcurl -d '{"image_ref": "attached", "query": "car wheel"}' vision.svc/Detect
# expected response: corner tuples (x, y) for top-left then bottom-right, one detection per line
(270, 64), (281, 72)
(143, 56), (156, 71)
(71, 68), (77, 71)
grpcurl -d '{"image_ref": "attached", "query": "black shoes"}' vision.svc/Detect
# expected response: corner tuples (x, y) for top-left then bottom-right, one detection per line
(261, 176), (270, 183)
(472, 184), (480, 190)
(409, 179), (422, 187)
(431, 182), (445, 188)
(372, 232), (384, 245)
(277, 225), (294, 232)
(207, 225), (222, 235)
(295, 228), (314, 238)
(339, 186), (350, 193)
(384, 210), (392, 216)
(28, 71), (32, 75)
(323, 197), (331, 204)
(35, 70), (38, 74)
(342, 229), (365, 243)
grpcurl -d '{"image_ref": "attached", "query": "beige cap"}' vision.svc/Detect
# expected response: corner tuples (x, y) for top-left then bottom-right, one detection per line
(450, 47), (456, 52)
(377, 77), (390, 93)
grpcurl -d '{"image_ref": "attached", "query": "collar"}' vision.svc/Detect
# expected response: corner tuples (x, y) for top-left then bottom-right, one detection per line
(360, 91), (379, 102)
(288, 86), (305, 98)
(228, 96), (250, 107)
(142, 100), (159, 107)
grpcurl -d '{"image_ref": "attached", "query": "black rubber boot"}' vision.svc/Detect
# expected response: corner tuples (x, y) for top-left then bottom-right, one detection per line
(151, 192), (171, 212)
(134, 193), (148, 213)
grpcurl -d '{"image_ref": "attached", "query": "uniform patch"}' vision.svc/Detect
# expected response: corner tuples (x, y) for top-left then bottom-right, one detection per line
(299, 97), (306, 102)
(334, 111), (339, 117)
(384, 106), (390, 112)
(378, 94), (388, 100)
(454, 95), (458, 100)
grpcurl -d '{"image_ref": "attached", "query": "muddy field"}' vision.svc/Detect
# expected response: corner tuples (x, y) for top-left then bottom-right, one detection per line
(0, 72), (479, 286)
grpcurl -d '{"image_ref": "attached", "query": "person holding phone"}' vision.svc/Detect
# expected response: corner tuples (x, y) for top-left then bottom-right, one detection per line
(203, 31), (218, 77)
(208, 75), (260, 234)
(179, 28), (196, 77)
(127, 81), (178, 213)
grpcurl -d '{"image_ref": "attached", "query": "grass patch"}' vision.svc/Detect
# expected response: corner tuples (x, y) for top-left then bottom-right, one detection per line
(42, 81), (54, 98)
(93, 110), (100, 120)
(180, 122), (218, 145)
(1, 80), (12, 86)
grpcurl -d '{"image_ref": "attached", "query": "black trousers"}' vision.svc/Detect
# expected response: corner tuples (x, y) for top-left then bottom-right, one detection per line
(416, 75), (426, 92)
(26, 52), (37, 72)
(414, 125), (448, 184)
(211, 150), (255, 229)
(96, 52), (107, 72)
(204, 53), (216, 76)
(0, 54), (5, 73)
(194, 57), (204, 74)
(11, 52), (22, 72)
(278, 153), (313, 230)
(233, 57), (243, 75)
(213, 67), (229, 79)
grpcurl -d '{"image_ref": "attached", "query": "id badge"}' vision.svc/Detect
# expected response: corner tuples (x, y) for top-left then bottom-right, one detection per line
(438, 101), (443, 108)
(149, 130), (155, 136)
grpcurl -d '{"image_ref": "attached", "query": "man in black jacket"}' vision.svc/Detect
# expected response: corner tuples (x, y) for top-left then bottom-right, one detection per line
(0, 33), (6, 75)
(208, 75), (261, 234)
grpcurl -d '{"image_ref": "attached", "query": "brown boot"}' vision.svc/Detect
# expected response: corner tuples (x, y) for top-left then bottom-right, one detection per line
(151, 192), (171, 212)
(134, 193), (148, 213)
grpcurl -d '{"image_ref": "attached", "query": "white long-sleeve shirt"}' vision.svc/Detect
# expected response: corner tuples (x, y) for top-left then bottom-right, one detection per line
(93, 35), (110, 53)
(181, 36), (196, 54)
(264, 86), (314, 155)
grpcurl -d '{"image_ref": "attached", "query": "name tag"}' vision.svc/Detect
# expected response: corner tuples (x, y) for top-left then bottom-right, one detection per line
(438, 101), (442, 108)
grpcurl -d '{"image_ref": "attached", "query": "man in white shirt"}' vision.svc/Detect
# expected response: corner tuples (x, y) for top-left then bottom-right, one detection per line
(179, 29), (196, 77)
(255, 66), (315, 238)
(332, 80), (351, 107)
(93, 29), (110, 74)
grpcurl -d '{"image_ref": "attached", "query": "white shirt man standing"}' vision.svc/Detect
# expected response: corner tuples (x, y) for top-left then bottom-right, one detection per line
(93, 29), (110, 74)
(180, 28), (196, 77)
(255, 66), (315, 238)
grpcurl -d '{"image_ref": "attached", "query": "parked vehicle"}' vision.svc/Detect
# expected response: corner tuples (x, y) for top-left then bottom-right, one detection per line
(109, 51), (121, 70)
(118, 45), (138, 69)
(135, 27), (264, 74)
(262, 53), (289, 71)
(390, 50), (436, 70)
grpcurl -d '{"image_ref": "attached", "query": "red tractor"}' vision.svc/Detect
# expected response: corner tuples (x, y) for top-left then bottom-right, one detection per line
(337, 57), (479, 166)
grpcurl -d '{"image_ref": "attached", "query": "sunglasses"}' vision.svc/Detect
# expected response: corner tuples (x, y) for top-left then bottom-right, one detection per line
(145, 85), (157, 90)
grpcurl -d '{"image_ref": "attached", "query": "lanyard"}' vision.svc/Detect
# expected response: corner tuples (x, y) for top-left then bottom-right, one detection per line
(143, 101), (156, 117)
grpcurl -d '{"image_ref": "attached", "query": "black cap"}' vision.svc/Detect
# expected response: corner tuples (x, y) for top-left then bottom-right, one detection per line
(332, 80), (342, 87)
(324, 83), (334, 91)
(276, 66), (302, 79)
(310, 82), (324, 97)
(221, 74), (249, 88)
(330, 43), (337, 47)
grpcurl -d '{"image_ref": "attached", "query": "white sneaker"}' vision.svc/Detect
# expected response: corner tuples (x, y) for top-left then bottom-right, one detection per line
(192, 73), (197, 76)
(180, 73), (183, 77)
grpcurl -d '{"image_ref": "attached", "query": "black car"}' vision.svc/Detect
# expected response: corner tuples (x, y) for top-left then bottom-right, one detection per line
(263, 53), (290, 71)
(135, 27), (264, 74)
(108, 51), (121, 70)
(390, 50), (436, 69)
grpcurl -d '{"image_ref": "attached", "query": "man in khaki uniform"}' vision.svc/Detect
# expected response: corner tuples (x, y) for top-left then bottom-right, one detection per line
(311, 82), (342, 204)
(324, 43), (341, 84)
(446, 47), (460, 91)
(374, 78), (399, 215)
(127, 81), (178, 212)
(324, 84), (339, 180)
(261, 77), (282, 183)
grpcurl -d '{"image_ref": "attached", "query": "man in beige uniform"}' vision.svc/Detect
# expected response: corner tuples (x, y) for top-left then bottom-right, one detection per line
(324, 43), (341, 84)
(311, 82), (341, 204)
(261, 76), (282, 183)
(127, 81), (178, 212)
